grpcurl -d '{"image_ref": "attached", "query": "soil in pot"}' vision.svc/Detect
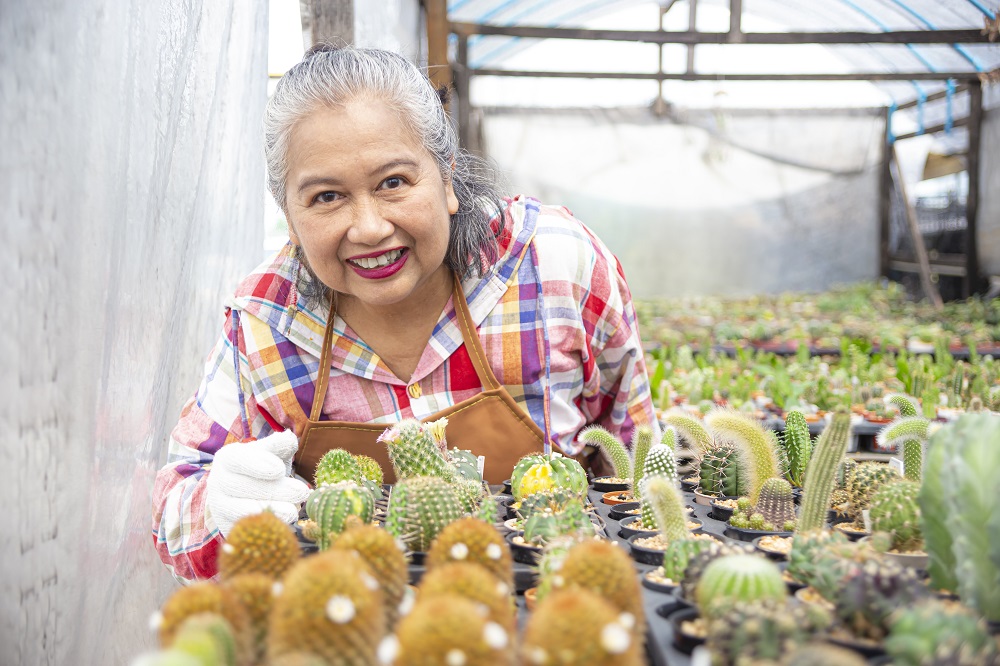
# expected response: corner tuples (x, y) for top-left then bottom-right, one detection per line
(643, 569), (680, 594)
(752, 535), (792, 560)
(723, 525), (793, 543)
(601, 490), (635, 505)
(628, 532), (717, 566)
(680, 476), (700, 492)
(834, 522), (870, 542)
(504, 532), (542, 565)
(825, 633), (887, 660)
(709, 498), (739, 522)
(591, 476), (630, 493)
(667, 607), (706, 655)
(619, 515), (704, 541)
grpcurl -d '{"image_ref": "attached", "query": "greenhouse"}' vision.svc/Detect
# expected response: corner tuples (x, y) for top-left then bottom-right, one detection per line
(3, 1), (1000, 665)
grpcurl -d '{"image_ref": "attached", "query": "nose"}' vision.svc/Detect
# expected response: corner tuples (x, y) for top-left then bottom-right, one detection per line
(346, 197), (393, 245)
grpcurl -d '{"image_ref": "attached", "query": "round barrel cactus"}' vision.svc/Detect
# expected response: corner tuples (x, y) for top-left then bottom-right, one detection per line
(510, 453), (587, 500)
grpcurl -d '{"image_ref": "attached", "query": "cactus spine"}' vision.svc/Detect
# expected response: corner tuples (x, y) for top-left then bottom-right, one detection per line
(639, 444), (678, 529)
(426, 517), (513, 588)
(394, 594), (514, 666)
(885, 599), (1000, 666)
(796, 411), (852, 535)
(754, 478), (796, 531)
(877, 416), (930, 452)
(386, 475), (464, 553)
(418, 562), (517, 633)
(663, 411), (714, 453)
(704, 409), (780, 503)
(578, 426), (632, 482)
(783, 410), (812, 488)
(217, 511), (300, 581)
(694, 554), (787, 620)
(332, 523), (408, 630)
(868, 480), (923, 552)
(305, 482), (375, 551)
(888, 394), (919, 417)
(698, 443), (747, 498)
(510, 453), (587, 501)
(641, 476), (689, 543)
(846, 462), (901, 521)
(313, 449), (362, 487)
(381, 419), (454, 480)
(630, 426), (655, 491)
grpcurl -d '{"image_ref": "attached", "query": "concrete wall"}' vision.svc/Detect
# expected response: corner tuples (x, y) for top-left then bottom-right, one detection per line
(0, 2), (268, 664)
(978, 106), (1000, 277)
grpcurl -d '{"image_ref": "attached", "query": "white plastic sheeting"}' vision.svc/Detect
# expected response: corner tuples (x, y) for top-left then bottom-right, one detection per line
(484, 106), (884, 298)
(0, 1), (268, 663)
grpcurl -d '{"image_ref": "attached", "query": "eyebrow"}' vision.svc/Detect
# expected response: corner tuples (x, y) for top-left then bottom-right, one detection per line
(296, 159), (421, 196)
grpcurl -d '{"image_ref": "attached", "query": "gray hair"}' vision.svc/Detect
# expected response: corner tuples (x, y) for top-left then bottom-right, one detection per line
(265, 44), (504, 284)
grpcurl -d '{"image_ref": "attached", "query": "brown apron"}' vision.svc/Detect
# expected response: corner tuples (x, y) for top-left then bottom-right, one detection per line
(292, 277), (551, 485)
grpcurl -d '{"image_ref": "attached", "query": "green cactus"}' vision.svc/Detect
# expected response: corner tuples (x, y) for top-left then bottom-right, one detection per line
(706, 599), (831, 666)
(877, 416), (930, 453)
(641, 476), (689, 542)
(796, 411), (852, 535)
(968, 395), (985, 412)
(394, 594), (515, 666)
(660, 425), (677, 451)
(950, 362), (967, 408)
(578, 426), (632, 482)
(639, 444), (678, 528)
(885, 599), (1000, 666)
(630, 425), (655, 490)
(332, 522), (409, 631)
(833, 558), (926, 641)
(680, 542), (755, 602)
(314, 449), (363, 487)
(352, 454), (384, 499)
(782, 410), (812, 487)
(787, 530), (875, 601)
(748, 513), (766, 530)
(922, 386), (939, 419)
(888, 394), (920, 417)
(754, 477), (796, 531)
(869, 480), (923, 552)
(380, 419), (454, 480)
(846, 461), (901, 521)
(694, 554), (787, 620)
(925, 415), (1000, 621)
(510, 453), (587, 501)
(305, 482), (375, 551)
(662, 411), (714, 453)
(903, 439), (923, 482)
(698, 443), (748, 498)
(169, 613), (238, 666)
(426, 517), (513, 588)
(920, 422), (959, 593)
(837, 457), (857, 490)
(519, 490), (593, 547)
(385, 475), (464, 553)
(705, 409), (780, 503)
(782, 643), (867, 666)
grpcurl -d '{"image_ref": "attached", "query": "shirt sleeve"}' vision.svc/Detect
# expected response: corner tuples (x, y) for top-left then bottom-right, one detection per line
(151, 308), (266, 582)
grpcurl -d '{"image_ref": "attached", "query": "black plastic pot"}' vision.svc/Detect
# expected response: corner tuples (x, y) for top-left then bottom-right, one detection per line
(500, 478), (512, 495)
(833, 524), (870, 542)
(607, 501), (641, 521)
(827, 508), (851, 526)
(709, 500), (736, 523)
(591, 476), (630, 493)
(667, 607), (705, 655)
(407, 551), (427, 566)
(777, 562), (806, 594)
(825, 635), (887, 660)
(618, 515), (657, 541)
(504, 531), (542, 565)
(655, 596), (692, 619)
(501, 496), (519, 520)
(751, 535), (792, 561)
(642, 572), (678, 595)
(724, 525), (793, 543)
(680, 477), (700, 493)
(627, 533), (665, 566)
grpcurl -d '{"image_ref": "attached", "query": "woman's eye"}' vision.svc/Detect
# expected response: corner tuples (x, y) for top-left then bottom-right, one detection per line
(315, 191), (340, 204)
(381, 177), (404, 190)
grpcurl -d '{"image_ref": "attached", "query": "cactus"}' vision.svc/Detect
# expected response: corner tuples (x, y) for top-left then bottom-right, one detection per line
(782, 643), (867, 666)
(694, 554), (787, 620)
(267, 654), (328, 666)
(869, 480), (923, 552)
(660, 538), (720, 585)
(394, 594), (515, 666)
(380, 419), (454, 480)
(156, 582), (252, 666)
(510, 453), (587, 501)
(386, 475), (464, 553)
(782, 410), (812, 487)
(885, 599), (1000, 666)
(903, 439), (923, 482)
(418, 562), (517, 632)
(833, 557), (926, 641)
(888, 393), (920, 417)
(698, 443), (747, 498)
(547, 540), (646, 640)
(968, 395), (984, 412)
(305, 482), (375, 551)
(787, 530), (877, 600)
(521, 589), (643, 666)
(641, 476), (689, 543)
(706, 599), (831, 666)
(679, 542), (755, 603)
(877, 416), (930, 453)
(521, 496), (593, 547)
(846, 461), (901, 521)
(704, 409), (780, 502)
(578, 425), (632, 482)
(353, 454), (384, 498)
(754, 477), (796, 531)
(313, 449), (362, 487)
(221, 574), (274, 664)
(748, 513), (766, 530)
(170, 613), (238, 666)
(663, 411), (714, 453)
(630, 425), (655, 490)
(922, 415), (1000, 620)
(837, 457), (857, 490)
(426, 517), (513, 589)
(922, 385), (939, 419)
(332, 522), (408, 630)
(638, 444), (678, 529)
(267, 550), (384, 666)
(950, 362), (967, 408)
(216, 511), (300, 580)
(660, 425), (677, 450)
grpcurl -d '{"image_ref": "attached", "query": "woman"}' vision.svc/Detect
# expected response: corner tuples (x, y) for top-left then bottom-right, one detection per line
(152, 45), (657, 581)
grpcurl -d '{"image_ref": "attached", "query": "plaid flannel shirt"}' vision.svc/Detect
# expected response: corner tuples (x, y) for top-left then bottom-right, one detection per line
(152, 196), (657, 581)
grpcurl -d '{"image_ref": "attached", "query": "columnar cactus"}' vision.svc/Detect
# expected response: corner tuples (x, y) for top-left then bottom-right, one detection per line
(332, 523), (408, 630)
(876, 416), (930, 455)
(426, 517), (513, 588)
(268, 550), (385, 666)
(641, 476), (689, 543)
(510, 453), (587, 501)
(663, 411), (714, 453)
(521, 589), (643, 666)
(706, 599), (832, 666)
(698, 442), (747, 498)
(754, 477), (796, 532)
(630, 425), (655, 491)
(578, 426), (632, 482)
(694, 554), (787, 620)
(869, 480), (923, 552)
(217, 511), (301, 580)
(782, 410), (812, 488)
(385, 475), (464, 553)
(380, 419), (454, 480)
(393, 594), (515, 666)
(888, 393), (919, 417)
(305, 482), (375, 551)
(313, 449), (363, 487)
(704, 409), (780, 502)
(639, 444), (678, 529)
(885, 599), (1000, 666)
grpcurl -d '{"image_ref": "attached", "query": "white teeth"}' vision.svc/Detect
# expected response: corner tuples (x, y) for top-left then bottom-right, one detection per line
(353, 249), (403, 270)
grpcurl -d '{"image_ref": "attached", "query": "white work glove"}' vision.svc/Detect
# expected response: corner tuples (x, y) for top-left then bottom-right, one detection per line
(206, 430), (311, 538)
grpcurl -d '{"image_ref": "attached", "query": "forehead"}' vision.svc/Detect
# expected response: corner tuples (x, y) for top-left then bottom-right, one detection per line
(286, 98), (430, 172)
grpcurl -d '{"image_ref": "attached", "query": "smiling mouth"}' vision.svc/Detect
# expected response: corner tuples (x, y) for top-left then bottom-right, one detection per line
(348, 248), (406, 269)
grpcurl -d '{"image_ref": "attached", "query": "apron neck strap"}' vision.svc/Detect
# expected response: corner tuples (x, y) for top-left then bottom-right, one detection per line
(309, 274), (501, 422)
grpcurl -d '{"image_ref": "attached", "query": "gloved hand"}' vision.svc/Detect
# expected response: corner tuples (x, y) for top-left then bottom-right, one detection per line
(206, 430), (311, 538)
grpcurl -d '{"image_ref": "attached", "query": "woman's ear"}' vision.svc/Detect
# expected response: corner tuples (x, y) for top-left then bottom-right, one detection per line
(445, 178), (459, 216)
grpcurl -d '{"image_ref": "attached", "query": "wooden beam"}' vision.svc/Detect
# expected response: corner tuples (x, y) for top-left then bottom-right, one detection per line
(469, 68), (983, 82)
(966, 80), (983, 296)
(893, 116), (970, 141)
(891, 145), (944, 309)
(456, 34), (472, 151)
(729, 0), (743, 44)
(889, 259), (967, 277)
(449, 22), (993, 45)
(686, 0), (697, 74)
(895, 84), (968, 110)
(879, 107), (892, 279)
(425, 0), (451, 98)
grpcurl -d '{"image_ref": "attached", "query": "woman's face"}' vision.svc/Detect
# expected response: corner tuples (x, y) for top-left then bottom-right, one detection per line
(284, 98), (459, 310)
